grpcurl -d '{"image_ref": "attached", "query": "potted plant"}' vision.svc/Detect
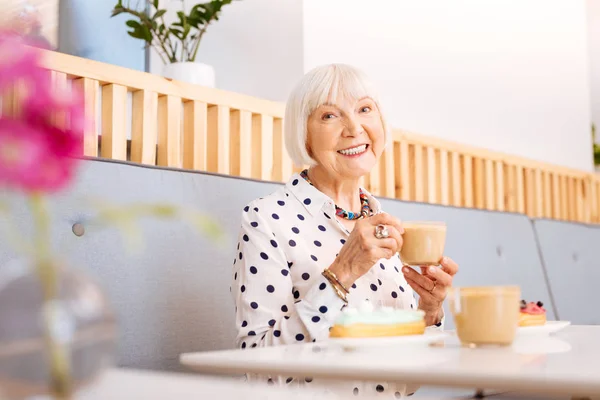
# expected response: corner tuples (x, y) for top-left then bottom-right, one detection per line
(593, 124), (600, 171)
(111, 0), (237, 87)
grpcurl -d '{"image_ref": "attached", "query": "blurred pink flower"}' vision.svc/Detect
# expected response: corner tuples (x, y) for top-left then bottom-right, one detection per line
(0, 31), (44, 91)
(0, 31), (85, 193)
(0, 119), (81, 193)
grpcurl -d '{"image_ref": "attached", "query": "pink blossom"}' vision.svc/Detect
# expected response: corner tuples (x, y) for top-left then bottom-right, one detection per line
(0, 31), (44, 91)
(0, 30), (85, 193)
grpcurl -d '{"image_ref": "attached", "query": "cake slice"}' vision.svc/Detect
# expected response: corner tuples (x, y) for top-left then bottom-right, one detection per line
(329, 302), (426, 338)
(519, 300), (547, 327)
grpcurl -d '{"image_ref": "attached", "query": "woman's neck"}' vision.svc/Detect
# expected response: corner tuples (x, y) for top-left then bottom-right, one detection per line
(307, 166), (362, 213)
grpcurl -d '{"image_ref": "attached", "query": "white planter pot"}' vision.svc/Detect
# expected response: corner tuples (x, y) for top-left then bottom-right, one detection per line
(162, 62), (216, 88)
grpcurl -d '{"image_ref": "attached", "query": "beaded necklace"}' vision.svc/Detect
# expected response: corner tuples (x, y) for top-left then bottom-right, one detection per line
(299, 169), (371, 220)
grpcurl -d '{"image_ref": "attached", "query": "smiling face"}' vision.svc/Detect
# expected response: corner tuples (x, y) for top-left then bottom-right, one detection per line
(306, 95), (385, 180)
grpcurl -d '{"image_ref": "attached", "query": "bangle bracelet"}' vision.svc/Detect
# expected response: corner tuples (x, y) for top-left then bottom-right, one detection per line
(322, 271), (348, 304)
(322, 268), (350, 294)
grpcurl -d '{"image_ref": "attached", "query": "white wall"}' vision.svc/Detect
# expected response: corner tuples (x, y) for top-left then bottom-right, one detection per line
(147, 0), (593, 171)
(303, 0), (593, 171)
(149, 0), (304, 102)
(588, 0), (600, 145)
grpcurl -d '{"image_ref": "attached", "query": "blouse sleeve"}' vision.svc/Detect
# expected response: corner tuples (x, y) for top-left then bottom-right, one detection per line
(231, 204), (346, 348)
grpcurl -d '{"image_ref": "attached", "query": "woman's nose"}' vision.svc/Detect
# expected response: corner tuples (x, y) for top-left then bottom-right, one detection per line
(342, 115), (365, 137)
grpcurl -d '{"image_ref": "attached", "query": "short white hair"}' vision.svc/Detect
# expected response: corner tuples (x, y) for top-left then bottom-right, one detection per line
(284, 63), (391, 167)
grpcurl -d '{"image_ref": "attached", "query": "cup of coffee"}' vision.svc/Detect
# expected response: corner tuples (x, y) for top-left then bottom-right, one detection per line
(449, 286), (521, 347)
(399, 221), (446, 265)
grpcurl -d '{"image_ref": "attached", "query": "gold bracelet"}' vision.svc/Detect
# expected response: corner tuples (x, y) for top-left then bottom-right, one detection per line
(322, 271), (348, 304)
(322, 268), (350, 294)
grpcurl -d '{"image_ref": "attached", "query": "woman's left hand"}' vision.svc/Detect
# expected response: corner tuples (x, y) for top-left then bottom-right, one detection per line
(402, 256), (459, 326)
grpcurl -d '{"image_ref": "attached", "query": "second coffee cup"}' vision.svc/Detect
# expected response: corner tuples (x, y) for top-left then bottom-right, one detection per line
(449, 285), (521, 347)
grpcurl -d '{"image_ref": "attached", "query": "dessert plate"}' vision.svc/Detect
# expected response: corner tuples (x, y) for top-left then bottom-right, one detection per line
(326, 331), (448, 350)
(517, 321), (571, 336)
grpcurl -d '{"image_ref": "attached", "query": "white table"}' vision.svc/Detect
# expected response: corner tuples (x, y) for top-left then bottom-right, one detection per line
(76, 368), (451, 400)
(180, 325), (600, 399)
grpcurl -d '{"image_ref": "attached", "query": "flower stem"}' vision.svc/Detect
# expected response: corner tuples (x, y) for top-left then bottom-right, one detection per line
(29, 193), (72, 400)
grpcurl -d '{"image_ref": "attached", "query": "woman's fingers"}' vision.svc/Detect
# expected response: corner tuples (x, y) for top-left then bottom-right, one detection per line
(402, 266), (435, 292)
(424, 266), (452, 287)
(440, 256), (459, 276)
(367, 212), (404, 235)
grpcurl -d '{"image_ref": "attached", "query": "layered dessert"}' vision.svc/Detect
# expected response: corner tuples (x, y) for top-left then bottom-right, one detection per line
(519, 300), (547, 327)
(329, 302), (426, 338)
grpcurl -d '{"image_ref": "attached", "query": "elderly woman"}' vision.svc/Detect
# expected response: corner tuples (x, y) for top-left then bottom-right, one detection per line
(231, 64), (459, 397)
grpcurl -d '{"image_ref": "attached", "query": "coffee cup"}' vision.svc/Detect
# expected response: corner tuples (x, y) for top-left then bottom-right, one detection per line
(449, 286), (521, 347)
(399, 221), (446, 265)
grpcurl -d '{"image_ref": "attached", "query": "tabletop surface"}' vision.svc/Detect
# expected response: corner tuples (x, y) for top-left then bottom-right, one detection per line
(78, 368), (457, 400)
(180, 325), (600, 397)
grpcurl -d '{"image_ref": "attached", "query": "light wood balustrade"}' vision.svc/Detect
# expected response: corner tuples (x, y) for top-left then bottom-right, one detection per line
(7, 49), (600, 224)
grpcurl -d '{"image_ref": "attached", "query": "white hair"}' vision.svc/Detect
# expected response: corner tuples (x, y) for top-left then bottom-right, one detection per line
(284, 63), (391, 167)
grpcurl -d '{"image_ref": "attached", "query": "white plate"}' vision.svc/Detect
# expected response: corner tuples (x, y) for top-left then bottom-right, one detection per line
(326, 331), (448, 350)
(517, 320), (571, 336)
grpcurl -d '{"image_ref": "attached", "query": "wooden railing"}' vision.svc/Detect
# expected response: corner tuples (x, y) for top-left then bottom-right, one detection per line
(12, 50), (600, 223)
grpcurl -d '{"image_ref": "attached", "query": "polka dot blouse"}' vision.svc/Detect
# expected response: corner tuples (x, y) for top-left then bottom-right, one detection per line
(231, 173), (443, 397)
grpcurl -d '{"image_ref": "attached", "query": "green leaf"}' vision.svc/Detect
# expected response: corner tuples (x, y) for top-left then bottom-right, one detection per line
(153, 9), (166, 19)
(127, 30), (146, 40)
(126, 20), (142, 29)
(153, 0), (159, 8)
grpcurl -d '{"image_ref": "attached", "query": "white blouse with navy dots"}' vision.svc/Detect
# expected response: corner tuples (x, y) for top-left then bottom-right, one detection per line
(232, 173), (443, 398)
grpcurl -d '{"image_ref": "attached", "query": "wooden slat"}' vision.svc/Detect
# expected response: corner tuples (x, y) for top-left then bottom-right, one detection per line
(592, 179), (600, 223)
(560, 176), (568, 221)
(577, 178), (586, 222)
(101, 84), (127, 160)
(368, 153), (382, 196)
(506, 164), (516, 212)
(543, 171), (552, 218)
(495, 160), (504, 212)
(474, 158), (485, 209)
(524, 169), (534, 217)
(51, 71), (68, 127)
(73, 78), (100, 157)
(131, 90), (158, 165)
(414, 144), (424, 202)
(398, 141), (410, 200)
(534, 169), (543, 218)
(272, 118), (292, 182)
(382, 144), (396, 198)
(183, 100), (207, 171)
(463, 155), (474, 208)
(451, 152), (461, 207)
(157, 95), (182, 168)
(207, 105), (231, 174)
(427, 147), (437, 203)
(252, 114), (274, 181)
(516, 166), (525, 214)
(568, 177), (576, 221)
(230, 110), (252, 178)
(583, 178), (592, 223)
(552, 173), (560, 220)
(485, 159), (495, 210)
(440, 150), (449, 206)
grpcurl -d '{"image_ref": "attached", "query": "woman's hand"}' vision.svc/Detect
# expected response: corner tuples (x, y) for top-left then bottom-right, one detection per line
(328, 213), (404, 288)
(402, 257), (459, 326)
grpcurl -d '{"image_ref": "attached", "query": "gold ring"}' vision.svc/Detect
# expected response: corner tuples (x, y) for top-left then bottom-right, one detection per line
(429, 281), (437, 294)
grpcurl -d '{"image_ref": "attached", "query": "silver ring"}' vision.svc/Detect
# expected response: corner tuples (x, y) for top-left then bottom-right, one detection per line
(374, 224), (389, 239)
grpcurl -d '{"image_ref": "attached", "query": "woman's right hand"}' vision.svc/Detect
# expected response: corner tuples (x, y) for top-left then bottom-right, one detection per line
(328, 213), (404, 288)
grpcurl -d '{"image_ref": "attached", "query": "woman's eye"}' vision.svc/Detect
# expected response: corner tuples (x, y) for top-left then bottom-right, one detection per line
(360, 106), (372, 113)
(322, 113), (335, 120)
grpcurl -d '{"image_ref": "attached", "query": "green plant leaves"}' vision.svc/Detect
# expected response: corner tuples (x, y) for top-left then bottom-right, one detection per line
(113, 0), (239, 62)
